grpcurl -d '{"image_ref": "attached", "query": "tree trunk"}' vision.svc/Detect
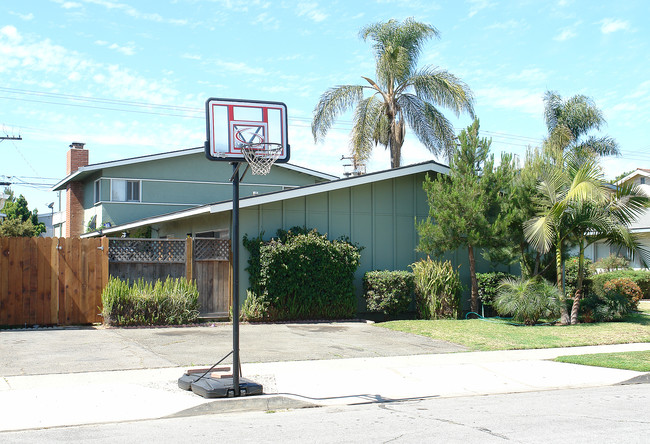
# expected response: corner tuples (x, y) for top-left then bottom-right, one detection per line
(556, 242), (570, 325)
(389, 119), (404, 168)
(468, 245), (479, 314)
(570, 240), (586, 325)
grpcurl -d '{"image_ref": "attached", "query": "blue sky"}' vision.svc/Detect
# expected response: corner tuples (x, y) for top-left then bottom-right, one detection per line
(2, 0), (649, 215)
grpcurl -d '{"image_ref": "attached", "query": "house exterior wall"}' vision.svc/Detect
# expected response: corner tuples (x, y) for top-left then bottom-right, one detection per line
(72, 152), (330, 234)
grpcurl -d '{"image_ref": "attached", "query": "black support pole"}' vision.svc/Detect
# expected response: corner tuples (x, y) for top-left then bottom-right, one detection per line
(231, 162), (241, 396)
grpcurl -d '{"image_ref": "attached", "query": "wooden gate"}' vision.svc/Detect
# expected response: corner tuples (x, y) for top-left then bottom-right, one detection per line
(193, 238), (231, 318)
(0, 237), (108, 326)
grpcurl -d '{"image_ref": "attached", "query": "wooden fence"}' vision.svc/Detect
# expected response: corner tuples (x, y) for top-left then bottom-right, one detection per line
(0, 237), (108, 326)
(1, 237), (231, 327)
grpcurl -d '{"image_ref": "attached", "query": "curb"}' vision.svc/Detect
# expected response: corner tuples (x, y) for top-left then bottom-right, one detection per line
(166, 395), (319, 417)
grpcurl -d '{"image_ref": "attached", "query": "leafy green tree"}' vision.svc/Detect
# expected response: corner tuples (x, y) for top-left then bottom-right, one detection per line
(544, 91), (619, 157)
(0, 190), (45, 236)
(0, 217), (42, 237)
(312, 18), (474, 168)
(417, 119), (510, 313)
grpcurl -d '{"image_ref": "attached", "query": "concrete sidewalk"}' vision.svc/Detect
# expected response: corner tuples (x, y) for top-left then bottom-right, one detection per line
(1, 342), (649, 432)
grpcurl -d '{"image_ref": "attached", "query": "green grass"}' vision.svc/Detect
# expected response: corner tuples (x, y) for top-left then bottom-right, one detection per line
(378, 301), (650, 351)
(554, 351), (650, 372)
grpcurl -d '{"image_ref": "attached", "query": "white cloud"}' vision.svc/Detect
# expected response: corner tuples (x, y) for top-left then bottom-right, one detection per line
(296, 2), (328, 23)
(1, 25), (22, 43)
(554, 28), (576, 41)
(96, 39), (136, 55)
(253, 12), (280, 30)
(182, 53), (202, 61)
(485, 19), (527, 31)
(599, 18), (630, 34)
(476, 86), (543, 117)
(507, 68), (548, 84)
(467, 0), (495, 18)
(9, 11), (34, 21)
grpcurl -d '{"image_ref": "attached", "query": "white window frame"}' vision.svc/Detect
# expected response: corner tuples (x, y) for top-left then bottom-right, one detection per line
(110, 179), (141, 202)
(94, 179), (101, 204)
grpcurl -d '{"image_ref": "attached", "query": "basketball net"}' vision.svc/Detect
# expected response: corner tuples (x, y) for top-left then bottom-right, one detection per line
(240, 142), (283, 175)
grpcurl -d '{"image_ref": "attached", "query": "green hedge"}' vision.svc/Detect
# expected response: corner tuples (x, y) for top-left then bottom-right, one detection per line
(363, 270), (414, 316)
(101, 277), (200, 326)
(244, 228), (362, 321)
(477, 272), (516, 307)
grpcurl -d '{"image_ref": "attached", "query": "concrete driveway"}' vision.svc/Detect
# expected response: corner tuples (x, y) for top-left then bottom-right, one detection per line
(0, 321), (466, 376)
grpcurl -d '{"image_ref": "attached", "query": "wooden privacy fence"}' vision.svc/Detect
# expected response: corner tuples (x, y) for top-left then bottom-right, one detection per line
(0, 237), (108, 327)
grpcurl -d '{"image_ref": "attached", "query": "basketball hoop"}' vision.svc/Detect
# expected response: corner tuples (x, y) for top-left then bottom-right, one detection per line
(240, 142), (283, 175)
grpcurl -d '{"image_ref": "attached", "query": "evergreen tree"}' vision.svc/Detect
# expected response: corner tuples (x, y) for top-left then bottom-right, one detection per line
(0, 189), (45, 236)
(417, 119), (511, 313)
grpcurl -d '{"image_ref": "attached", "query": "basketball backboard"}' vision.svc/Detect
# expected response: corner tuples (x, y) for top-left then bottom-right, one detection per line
(205, 98), (290, 163)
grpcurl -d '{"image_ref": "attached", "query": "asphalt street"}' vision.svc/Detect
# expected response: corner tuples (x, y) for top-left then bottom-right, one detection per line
(2, 384), (648, 443)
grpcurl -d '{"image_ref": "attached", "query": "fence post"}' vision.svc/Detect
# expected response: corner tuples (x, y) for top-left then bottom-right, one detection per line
(185, 237), (193, 282)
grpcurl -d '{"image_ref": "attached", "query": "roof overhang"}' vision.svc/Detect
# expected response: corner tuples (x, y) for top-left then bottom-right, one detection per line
(81, 160), (449, 238)
(53, 146), (337, 191)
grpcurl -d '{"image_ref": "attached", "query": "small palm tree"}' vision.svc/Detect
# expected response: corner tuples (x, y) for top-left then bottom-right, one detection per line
(544, 91), (619, 157)
(495, 277), (561, 326)
(312, 18), (475, 168)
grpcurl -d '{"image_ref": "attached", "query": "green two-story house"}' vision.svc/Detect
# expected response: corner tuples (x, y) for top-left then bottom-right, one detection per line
(51, 142), (336, 238)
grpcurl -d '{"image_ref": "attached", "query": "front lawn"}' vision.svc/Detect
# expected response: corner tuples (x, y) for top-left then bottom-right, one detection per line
(378, 301), (650, 351)
(554, 351), (650, 372)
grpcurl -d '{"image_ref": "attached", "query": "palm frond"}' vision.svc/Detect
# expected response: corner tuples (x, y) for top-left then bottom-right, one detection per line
(577, 135), (620, 157)
(350, 95), (384, 162)
(405, 67), (475, 118)
(312, 84), (365, 142)
(523, 215), (556, 253)
(397, 93), (457, 160)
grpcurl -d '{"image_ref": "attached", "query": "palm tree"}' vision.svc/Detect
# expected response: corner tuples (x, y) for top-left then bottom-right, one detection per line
(543, 91), (620, 157)
(524, 153), (608, 324)
(312, 18), (475, 168)
(524, 152), (648, 324)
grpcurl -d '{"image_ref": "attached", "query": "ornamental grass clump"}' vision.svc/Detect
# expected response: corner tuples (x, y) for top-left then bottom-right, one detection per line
(101, 276), (200, 326)
(495, 277), (561, 326)
(410, 257), (462, 319)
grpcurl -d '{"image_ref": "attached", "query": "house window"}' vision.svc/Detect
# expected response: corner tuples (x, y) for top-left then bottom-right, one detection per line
(94, 180), (101, 204)
(111, 179), (141, 202)
(641, 178), (646, 185)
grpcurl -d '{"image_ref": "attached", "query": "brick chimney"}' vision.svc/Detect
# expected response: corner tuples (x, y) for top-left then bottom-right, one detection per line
(65, 142), (89, 237)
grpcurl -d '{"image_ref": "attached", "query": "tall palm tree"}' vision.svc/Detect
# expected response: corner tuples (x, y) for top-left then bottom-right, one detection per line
(543, 91), (620, 157)
(312, 18), (475, 168)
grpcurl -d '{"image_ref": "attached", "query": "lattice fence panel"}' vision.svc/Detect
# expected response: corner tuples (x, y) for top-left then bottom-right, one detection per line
(194, 239), (230, 261)
(109, 239), (186, 263)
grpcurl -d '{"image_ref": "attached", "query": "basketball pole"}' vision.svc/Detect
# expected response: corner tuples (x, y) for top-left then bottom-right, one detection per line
(231, 161), (241, 397)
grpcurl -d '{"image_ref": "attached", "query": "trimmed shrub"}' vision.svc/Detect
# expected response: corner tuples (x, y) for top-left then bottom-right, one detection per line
(410, 257), (462, 320)
(251, 229), (361, 321)
(477, 272), (516, 307)
(604, 278), (643, 310)
(590, 270), (650, 300)
(495, 277), (561, 325)
(363, 271), (414, 316)
(101, 276), (200, 326)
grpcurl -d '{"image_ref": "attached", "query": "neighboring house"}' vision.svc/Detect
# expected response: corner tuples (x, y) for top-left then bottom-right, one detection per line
(51, 142), (337, 238)
(84, 161), (510, 312)
(592, 168), (650, 269)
